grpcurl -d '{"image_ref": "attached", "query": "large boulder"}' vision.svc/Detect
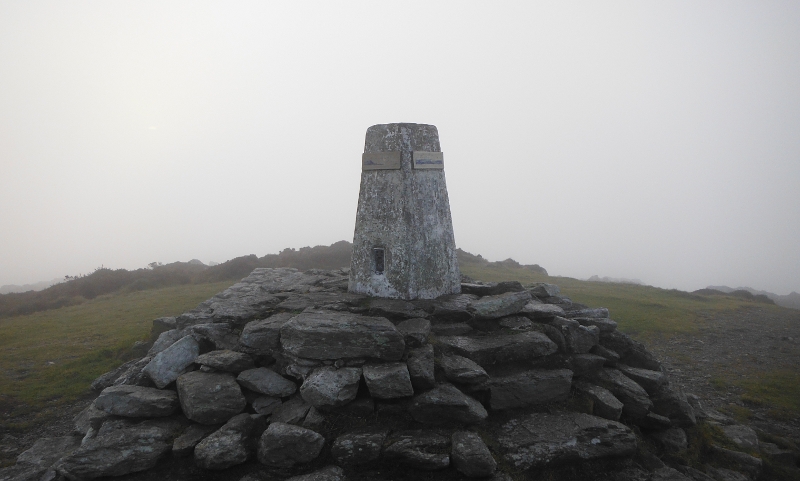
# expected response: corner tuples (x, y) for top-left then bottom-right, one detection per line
(299, 367), (362, 408)
(498, 412), (637, 471)
(383, 431), (450, 470)
(362, 363), (414, 399)
(487, 369), (572, 410)
(451, 431), (497, 478)
(406, 344), (436, 391)
(280, 310), (405, 361)
(194, 350), (254, 373)
(12, 436), (81, 481)
(257, 422), (325, 468)
(437, 331), (557, 367)
(468, 291), (532, 320)
(237, 312), (295, 356)
(142, 335), (199, 389)
(408, 384), (488, 425)
(55, 418), (181, 480)
(194, 413), (254, 470)
(147, 329), (184, 356)
(330, 430), (387, 465)
(177, 371), (246, 424)
(94, 385), (179, 418)
(440, 354), (489, 385)
(237, 368), (297, 397)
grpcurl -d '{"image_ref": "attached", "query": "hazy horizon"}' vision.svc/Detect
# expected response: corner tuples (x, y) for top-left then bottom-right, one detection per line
(2, 2), (799, 296)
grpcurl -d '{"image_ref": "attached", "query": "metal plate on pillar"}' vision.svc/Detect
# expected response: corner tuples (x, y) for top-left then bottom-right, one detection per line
(362, 151), (401, 170)
(412, 151), (444, 170)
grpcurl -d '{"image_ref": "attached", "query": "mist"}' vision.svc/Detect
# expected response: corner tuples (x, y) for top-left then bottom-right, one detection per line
(1, 1), (799, 295)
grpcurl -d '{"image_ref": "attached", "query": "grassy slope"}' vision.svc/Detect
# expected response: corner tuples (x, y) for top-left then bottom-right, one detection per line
(0, 281), (234, 426)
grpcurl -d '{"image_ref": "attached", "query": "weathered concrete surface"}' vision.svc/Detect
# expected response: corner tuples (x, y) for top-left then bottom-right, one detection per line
(348, 123), (461, 300)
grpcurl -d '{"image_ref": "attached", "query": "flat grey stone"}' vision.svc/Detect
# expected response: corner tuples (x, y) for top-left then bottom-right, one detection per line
(55, 418), (182, 480)
(498, 412), (636, 470)
(575, 317), (618, 332)
(177, 371), (246, 424)
(407, 344), (436, 391)
(591, 344), (621, 364)
(617, 364), (667, 395)
(173, 424), (219, 457)
(551, 317), (599, 354)
(285, 465), (346, 481)
(437, 331), (557, 367)
(396, 318), (431, 347)
(94, 385), (179, 418)
(302, 406), (325, 431)
(440, 354), (489, 385)
(721, 424), (759, 451)
(237, 367), (297, 397)
(331, 430), (387, 465)
(148, 329), (184, 356)
(570, 353), (607, 375)
(520, 302), (564, 320)
(430, 322), (473, 336)
(408, 384), (487, 425)
(651, 384), (696, 427)
(651, 467), (692, 481)
(599, 330), (662, 371)
(498, 316), (533, 330)
(90, 359), (139, 391)
(73, 403), (111, 435)
(368, 298), (430, 319)
(430, 294), (477, 322)
(529, 283), (560, 298)
(280, 310), (405, 361)
(383, 431), (450, 470)
(194, 413), (254, 470)
(142, 335), (199, 388)
(16, 436), (81, 474)
(362, 363), (414, 399)
(271, 397), (312, 425)
(452, 431), (497, 478)
(300, 367), (362, 408)
(111, 356), (154, 388)
(237, 312), (295, 356)
(488, 369), (572, 410)
(257, 422), (324, 467)
(468, 291), (532, 320)
(185, 323), (240, 350)
(574, 381), (623, 421)
(651, 427), (688, 453)
(565, 307), (609, 319)
(589, 368), (653, 420)
(194, 350), (254, 373)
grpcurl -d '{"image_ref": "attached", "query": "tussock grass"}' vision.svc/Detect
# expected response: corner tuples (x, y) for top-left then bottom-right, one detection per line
(0, 281), (233, 418)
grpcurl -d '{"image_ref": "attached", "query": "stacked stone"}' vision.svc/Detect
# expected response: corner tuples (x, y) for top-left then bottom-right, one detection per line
(21, 268), (700, 480)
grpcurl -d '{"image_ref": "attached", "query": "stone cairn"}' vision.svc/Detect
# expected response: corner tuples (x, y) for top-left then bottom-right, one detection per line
(9, 266), (760, 481)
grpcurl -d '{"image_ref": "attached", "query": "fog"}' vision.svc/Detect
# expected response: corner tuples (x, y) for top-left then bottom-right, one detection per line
(2, 2), (799, 295)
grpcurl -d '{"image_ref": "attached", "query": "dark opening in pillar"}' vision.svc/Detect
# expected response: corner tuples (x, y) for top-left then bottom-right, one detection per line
(373, 247), (385, 275)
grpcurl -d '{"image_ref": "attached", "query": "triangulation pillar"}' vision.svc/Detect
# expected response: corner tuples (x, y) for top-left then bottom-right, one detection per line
(348, 123), (461, 299)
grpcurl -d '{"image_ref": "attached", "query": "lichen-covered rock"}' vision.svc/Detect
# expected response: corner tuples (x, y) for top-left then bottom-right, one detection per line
(570, 353), (607, 375)
(468, 291), (532, 320)
(14, 436), (81, 481)
(406, 344), (436, 391)
(575, 317), (618, 332)
(55, 418), (182, 480)
(331, 430), (387, 465)
(573, 381), (623, 421)
(529, 283), (560, 298)
(600, 330), (662, 371)
(565, 308), (609, 319)
(173, 424), (219, 457)
(300, 367), (362, 408)
(142, 335), (199, 388)
(194, 350), (254, 373)
(430, 294), (477, 322)
(440, 354), (489, 385)
(451, 431), (496, 478)
(721, 424), (759, 452)
(487, 369), (572, 410)
(408, 384), (487, 425)
(194, 413), (254, 470)
(520, 302), (564, 320)
(651, 383), (697, 428)
(111, 356), (154, 388)
(94, 385), (179, 418)
(257, 422), (324, 468)
(280, 310), (405, 361)
(362, 363), (414, 399)
(271, 397), (312, 425)
(185, 323), (240, 351)
(73, 403), (111, 435)
(617, 364), (667, 395)
(285, 465), (346, 481)
(550, 317), (599, 354)
(177, 371), (246, 424)
(148, 329), (184, 356)
(498, 412), (636, 471)
(430, 322), (473, 336)
(383, 431), (450, 470)
(437, 331), (557, 367)
(237, 367), (297, 397)
(589, 368), (653, 420)
(368, 299), (430, 319)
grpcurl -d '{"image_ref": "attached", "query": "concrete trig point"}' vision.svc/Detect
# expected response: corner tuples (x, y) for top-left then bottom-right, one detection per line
(348, 123), (461, 299)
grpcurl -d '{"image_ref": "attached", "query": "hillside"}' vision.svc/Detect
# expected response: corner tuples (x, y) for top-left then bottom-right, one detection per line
(706, 285), (800, 310)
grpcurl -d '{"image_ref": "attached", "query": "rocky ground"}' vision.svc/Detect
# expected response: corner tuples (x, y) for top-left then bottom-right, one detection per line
(1, 269), (799, 481)
(650, 306), (800, 444)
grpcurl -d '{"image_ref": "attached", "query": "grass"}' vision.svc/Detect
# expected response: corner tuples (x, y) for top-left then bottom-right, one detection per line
(0, 281), (234, 424)
(738, 370), (800, 421)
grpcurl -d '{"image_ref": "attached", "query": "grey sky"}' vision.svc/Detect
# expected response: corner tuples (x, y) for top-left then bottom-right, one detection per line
(1, 2), (799, 295)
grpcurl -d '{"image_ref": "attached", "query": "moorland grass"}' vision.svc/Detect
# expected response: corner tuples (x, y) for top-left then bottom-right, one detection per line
(0, 281), (233, 421)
